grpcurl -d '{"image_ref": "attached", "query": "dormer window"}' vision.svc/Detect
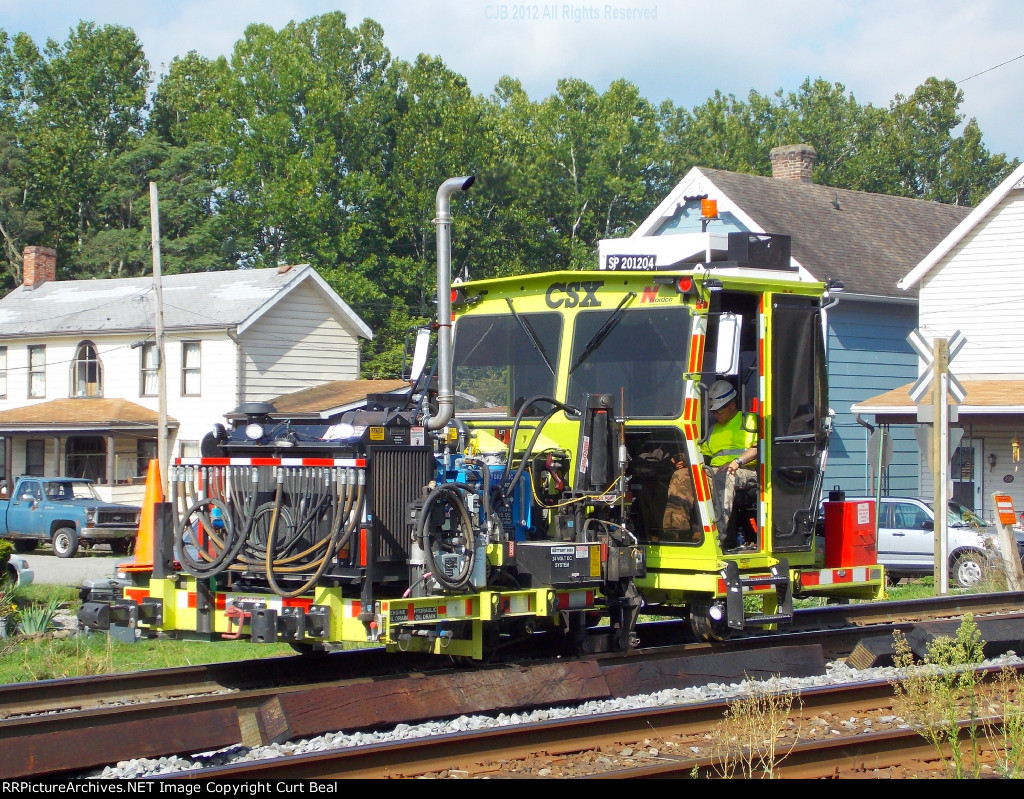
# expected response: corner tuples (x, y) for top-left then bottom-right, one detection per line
(71, 340), (102, 398)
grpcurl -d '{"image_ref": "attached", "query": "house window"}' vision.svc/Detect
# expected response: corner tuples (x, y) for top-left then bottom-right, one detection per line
(66, 436), (106, 482)
(140, 343), (158, 397)
(71, 340), (103, 397)
(181, 341), (200, 396)
(28, 345), (45, 398)
(25, 440), (44, 476)
(136, 439), (157, 477)
(178, 440), (200, 459)
(0, 346), (7, 398)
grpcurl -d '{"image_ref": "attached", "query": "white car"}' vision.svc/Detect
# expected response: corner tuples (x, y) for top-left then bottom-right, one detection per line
(817, 497), (1024, 589)
(6, 553), (34, 587)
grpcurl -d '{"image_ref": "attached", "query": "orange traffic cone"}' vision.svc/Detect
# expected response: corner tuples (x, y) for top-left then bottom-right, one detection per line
(123, 459), (163, 572)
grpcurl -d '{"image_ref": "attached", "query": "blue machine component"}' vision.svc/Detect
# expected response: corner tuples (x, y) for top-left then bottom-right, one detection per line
(490, 466), (531, 542)
(434, 457), (532, 542)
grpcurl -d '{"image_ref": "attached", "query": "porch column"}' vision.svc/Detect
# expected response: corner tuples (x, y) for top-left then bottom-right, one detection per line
(105, 435), (115, 485)
(53, 436), (62, 477)
(3, 437), (10, 492)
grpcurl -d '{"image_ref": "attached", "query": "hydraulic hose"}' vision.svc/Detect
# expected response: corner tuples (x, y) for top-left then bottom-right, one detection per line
(500, 395), (580, 501)
(417, 482), (476, 592)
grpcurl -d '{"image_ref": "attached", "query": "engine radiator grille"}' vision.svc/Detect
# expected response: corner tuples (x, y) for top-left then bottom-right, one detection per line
(368, 447), (435, 564)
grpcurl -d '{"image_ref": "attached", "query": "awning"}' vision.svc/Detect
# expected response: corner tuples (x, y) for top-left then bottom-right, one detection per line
(851, 379), (1024, 425)
(0, 398), (179, 435)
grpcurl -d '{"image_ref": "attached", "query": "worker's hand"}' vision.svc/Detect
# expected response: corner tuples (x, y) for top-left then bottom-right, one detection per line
(726, 459), (740, 475)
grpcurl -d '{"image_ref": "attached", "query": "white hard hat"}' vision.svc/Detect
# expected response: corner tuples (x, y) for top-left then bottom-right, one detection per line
(708, 380), (737, 412)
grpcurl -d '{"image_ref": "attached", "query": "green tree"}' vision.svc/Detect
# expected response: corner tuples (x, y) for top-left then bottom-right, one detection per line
(25, 22), (150, 264)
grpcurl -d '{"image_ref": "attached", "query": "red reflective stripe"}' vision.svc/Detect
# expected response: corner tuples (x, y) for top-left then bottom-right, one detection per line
(124, 588), (149, 604)
(250, 458), (279, 466)
(689, 333), (705, 374)
(465, 599), (474, 616)
(717, 578), (727, 594)
(351, 601), (362, 617)
(801, 572), (820, 586)
(187, 593), (197, 608)
(283, 598), (313, 611)
(556, 593), (570, 610)
(407, 605), (415, 621)
(684, 396), (696, 422)
(215, 594), (227, 610)
(198, 458), (230, 466)
(300, 458), (335, 466)
(833, 570), (853, 583)
(359, 528), (367, 568)
(694, 466), (711, 502)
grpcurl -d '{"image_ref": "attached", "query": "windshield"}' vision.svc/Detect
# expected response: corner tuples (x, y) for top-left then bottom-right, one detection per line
(948, 501), (990, 528)
(567, 305), (691, 418)
(45, 481), (98, 500)
(453, 312), (562, 416)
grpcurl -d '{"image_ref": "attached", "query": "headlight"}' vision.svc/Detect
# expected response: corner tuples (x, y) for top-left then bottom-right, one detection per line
(245, 423), (265, 440)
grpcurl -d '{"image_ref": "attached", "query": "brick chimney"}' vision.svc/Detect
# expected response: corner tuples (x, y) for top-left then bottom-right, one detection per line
(769, 144), (817, 183)
(22, 246), (56, 289)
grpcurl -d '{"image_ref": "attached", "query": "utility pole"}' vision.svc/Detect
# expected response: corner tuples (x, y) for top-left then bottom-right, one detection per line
(931, 338), (950, 593)
(149, 182), (169, 495)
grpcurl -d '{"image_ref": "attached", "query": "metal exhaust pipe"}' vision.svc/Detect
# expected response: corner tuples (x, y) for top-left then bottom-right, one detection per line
(429, 175), (474, 431)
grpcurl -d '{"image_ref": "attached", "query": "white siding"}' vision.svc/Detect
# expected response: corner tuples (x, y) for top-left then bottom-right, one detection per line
(0, 331), (240, 459)
(241, 281), (360, 399)
(918, 189), (1024, 378)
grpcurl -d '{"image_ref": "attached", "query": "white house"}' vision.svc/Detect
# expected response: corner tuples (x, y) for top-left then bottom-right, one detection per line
(853, 161), (1024, 520)
(0, 247), (372, 501)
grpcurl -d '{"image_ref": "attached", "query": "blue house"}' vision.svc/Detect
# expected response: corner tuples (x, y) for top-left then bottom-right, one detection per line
(606, 144), (970, 495)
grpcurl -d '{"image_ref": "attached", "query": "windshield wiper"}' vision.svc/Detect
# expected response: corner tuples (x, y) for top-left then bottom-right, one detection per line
(505, 298), (555, 377)
(569, 292), (636, 375)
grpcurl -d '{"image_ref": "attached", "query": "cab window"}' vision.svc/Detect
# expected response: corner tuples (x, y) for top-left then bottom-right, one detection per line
(453, 313), (562, 417)
(567, 305), (690, 418)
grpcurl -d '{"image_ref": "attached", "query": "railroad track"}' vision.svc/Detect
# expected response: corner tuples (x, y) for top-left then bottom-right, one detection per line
(5, 592), (1024, 778)
(153, 666), (1024, 779)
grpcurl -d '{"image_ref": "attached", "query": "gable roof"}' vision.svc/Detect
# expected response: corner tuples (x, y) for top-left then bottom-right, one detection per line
(897, 160), (1024, 291)
(0, 264), (372, 340)
(637, 168), (972, 299)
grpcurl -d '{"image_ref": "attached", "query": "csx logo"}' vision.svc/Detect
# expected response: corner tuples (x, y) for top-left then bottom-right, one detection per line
(545, 281), (603, 308)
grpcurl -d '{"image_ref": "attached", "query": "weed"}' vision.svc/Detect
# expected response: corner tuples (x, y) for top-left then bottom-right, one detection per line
(982, 666), (1024, 778)
(709, 680), (800, 778)
(891, 613), (986, 778)
(17, 598), (63, 635)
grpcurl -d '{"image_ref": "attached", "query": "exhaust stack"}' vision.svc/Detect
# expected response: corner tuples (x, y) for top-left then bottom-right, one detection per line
(429, 175), (474, 431)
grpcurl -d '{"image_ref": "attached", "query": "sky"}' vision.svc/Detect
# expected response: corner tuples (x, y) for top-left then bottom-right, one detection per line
(1, 0), (1022, 162)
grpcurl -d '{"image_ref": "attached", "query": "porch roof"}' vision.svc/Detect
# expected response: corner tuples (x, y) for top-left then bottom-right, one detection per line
(0, 398), (179, 435)
(851, 379), (1024, 424)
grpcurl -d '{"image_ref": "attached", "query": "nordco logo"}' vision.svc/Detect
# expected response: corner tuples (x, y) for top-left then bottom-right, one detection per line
(640, 286), (673, 304)
(545, 281), (603, 308)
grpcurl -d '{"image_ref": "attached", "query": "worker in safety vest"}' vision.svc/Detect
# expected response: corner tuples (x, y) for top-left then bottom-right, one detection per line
(700, 379), (758, 551)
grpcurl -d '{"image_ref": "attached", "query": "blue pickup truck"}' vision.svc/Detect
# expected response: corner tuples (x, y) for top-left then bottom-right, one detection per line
(0, 477), (141, 558)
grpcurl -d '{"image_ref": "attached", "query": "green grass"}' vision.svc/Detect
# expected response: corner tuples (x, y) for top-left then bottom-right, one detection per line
(0, 583), (293, 685)
(0, 633), (294, 684)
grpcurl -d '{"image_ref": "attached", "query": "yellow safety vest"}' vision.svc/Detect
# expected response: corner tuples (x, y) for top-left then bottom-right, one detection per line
(701, 412), (757, 468)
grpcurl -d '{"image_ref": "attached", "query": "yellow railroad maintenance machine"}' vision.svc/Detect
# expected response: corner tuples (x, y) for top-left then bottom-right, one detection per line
(79, 176), (884, 658)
